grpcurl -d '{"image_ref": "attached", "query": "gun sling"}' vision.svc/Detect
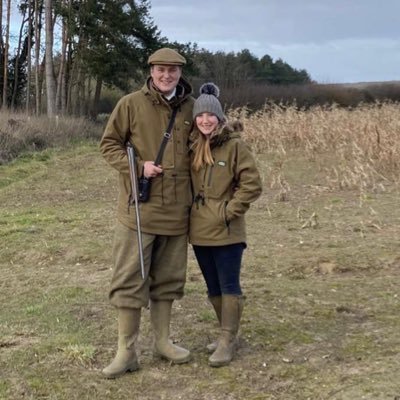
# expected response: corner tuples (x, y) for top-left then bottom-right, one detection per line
(138, 106), (179, 202)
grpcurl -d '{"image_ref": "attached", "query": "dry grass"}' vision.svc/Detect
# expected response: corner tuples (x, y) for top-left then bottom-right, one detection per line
(231, 102), (400, 190)
(0, 111), (102, 164)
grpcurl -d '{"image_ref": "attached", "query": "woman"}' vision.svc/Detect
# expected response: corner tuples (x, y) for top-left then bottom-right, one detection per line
(189, 83), (262, 367)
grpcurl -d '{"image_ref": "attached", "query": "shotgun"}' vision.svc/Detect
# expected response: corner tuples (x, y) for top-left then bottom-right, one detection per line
(126, 143), (145, 280)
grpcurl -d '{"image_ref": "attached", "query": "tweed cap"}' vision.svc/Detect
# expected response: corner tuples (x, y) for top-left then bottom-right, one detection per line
(193, 83), (225, 121)
(148, 47), (186, 66)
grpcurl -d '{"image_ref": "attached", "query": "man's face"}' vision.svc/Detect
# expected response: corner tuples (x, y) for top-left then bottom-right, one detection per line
(150, 64), (182, 96)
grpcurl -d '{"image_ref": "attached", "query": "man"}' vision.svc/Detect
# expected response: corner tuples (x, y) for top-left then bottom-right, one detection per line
(100, 48), (194, 378)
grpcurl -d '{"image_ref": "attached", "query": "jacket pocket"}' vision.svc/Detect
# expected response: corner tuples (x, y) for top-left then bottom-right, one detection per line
(158, 173), (191, 206)
(217, 200), (231, 234)
(221, 201), (230, 226)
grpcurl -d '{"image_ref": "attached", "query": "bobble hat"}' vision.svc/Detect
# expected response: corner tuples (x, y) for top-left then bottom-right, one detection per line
(193, 83), (225, 121)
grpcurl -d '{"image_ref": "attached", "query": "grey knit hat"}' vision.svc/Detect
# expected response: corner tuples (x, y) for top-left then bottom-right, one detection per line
(193, 83), (225, 121)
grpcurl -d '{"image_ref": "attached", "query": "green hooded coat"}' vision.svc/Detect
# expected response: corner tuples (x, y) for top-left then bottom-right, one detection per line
(100, 77), (195, 235)
(189, 121), (262, 246)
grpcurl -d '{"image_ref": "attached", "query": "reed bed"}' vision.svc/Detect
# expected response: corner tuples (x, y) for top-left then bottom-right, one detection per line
(232, 102), (400, 189)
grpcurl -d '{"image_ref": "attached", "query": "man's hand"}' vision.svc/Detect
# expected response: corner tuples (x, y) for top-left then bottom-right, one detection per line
(143, 161), (163, 178)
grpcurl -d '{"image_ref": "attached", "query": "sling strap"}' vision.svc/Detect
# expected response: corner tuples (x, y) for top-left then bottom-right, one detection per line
(154, 107), (179, 166)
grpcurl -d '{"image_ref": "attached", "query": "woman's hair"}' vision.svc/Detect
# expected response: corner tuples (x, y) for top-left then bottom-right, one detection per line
(192, 132), (214, 172)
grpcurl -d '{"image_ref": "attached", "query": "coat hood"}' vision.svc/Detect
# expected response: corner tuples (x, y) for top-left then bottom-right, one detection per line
(210, 120), (243, 148)
(189, 120), (244, 151)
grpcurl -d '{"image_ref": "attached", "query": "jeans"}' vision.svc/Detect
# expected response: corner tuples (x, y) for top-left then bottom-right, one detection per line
(192, 243), (245, 296)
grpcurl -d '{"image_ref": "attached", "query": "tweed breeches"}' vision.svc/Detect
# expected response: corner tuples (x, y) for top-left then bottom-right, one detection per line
(109, 221), (188, 308)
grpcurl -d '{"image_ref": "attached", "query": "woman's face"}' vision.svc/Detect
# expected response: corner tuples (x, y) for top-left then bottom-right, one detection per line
(195, 112), (219, 136)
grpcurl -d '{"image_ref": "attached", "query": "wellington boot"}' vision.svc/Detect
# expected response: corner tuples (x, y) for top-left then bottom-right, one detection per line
(150, 300), (191, 364)
(207, 295), (244, 353)
(206, 296), (222, 353)
(209, 295), (244, 367)
(102, 308), (141, 379)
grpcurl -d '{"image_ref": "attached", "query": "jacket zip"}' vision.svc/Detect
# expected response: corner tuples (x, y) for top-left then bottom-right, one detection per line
(207, 164), (214, 187)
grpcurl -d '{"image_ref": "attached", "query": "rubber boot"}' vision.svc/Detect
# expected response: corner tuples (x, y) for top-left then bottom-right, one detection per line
(102, 308), (141, 378)
(209, 295), (244, 367)
(150, 300), (191, 364)
(206, 296), (222, 352)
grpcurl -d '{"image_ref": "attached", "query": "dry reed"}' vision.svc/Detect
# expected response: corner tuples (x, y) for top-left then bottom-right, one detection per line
(230, 102), (400, 189)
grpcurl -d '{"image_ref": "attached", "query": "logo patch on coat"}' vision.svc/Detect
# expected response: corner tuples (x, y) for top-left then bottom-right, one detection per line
(217, 161), (226, 166)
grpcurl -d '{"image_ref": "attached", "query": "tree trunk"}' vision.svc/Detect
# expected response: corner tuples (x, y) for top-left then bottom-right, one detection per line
(35, 0), (42, 115)
(65, 39), (73, 114)
(11, 8), (28, 109)
(44, 0), (56, 116)
(0, 0), (3, 108)
(26, 0), (33, 113)
(2, 0), (11, 108)
(91, 77), (102, 119)
(56, 1), (67, 114)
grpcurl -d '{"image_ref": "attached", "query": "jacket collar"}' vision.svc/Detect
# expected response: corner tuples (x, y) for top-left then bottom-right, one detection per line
(142, 76), (193, 108)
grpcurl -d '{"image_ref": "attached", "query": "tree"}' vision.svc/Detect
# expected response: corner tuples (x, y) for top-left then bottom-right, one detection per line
(63, 0), (161, 117)
(26, 0), (33, 112)
(2, 0), (11, 108)
(45, 0), (56, 116)
(34, 0), (43, 115)
(11, 2), (29, 109)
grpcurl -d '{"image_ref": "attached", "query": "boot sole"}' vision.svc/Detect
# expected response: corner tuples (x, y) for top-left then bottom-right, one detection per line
(209, 358), (232, 368)
(153, 352), (192, 364)
(102, 363), (140, 379)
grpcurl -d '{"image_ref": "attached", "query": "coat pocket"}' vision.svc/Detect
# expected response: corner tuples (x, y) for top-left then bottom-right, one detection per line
(159, 173), (191, 206)
(219, 201), (230, 227)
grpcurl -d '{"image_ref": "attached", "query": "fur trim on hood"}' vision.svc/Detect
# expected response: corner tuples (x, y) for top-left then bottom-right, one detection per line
(210, 120), (243, 148)
(189, 119), (244, 150)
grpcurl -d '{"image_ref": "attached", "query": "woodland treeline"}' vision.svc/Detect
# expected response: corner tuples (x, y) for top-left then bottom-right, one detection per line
(0, 0), (312, 117)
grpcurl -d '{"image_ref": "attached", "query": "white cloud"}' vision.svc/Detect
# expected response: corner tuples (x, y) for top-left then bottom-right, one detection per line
(150, 0), (400, 83)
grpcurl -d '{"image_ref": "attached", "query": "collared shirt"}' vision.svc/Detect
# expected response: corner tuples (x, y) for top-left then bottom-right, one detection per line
(164, 88), (177, 101)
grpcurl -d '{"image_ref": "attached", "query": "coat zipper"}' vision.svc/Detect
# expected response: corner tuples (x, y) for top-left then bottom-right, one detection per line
(207, 164), (214, 187)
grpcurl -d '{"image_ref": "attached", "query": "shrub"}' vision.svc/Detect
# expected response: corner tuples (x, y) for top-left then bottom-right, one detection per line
(0, 112), (103, 164)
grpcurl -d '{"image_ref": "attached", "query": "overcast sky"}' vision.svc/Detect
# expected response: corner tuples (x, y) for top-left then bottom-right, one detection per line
(149, 0), (400, 84)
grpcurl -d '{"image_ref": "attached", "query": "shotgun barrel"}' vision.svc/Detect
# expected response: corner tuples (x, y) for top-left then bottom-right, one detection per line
(126, 143), (145, 280)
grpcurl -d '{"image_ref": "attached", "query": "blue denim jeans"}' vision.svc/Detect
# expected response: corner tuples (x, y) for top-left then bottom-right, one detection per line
(192, 243), (245, 296)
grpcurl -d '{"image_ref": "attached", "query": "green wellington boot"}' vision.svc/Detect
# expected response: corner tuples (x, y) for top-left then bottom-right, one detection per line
(150, 300), (191, 364)
(209, 295), (244, 367)
(102, 308), (141, 378)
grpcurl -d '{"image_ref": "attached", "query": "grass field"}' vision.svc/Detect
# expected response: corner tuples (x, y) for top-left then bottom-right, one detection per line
(1, 103), (400, 399)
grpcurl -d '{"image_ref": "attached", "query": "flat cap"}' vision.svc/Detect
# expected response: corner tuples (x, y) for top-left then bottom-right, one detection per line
(148, 47), (186, 66)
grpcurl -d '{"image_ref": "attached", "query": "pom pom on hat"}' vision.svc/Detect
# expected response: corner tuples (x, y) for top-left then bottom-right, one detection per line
(199, 82), (220, 98)
(193, 82), (225, 121)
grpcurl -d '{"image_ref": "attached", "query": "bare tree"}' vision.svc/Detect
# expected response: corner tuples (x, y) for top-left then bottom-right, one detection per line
(0, 0), (3, 108)
(2, 0), (11, 108)
(56, 0), (68, 114)
(11, 6), (28, 109)
(26, 0), (33, 112)
(34, 0), (43, 115)
(44, 0), (56, 116)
